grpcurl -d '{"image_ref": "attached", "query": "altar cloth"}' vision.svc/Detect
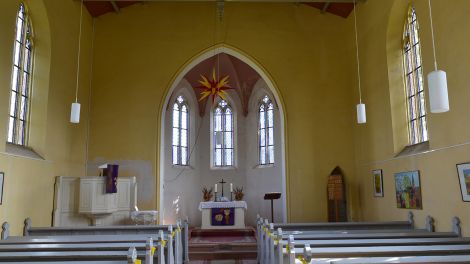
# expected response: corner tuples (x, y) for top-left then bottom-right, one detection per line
(198, 201), (247, 211)
(199, 201), (247, 229)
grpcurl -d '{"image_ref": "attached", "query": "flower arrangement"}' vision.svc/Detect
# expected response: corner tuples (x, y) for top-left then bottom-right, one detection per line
(202, 186), (214, 202)
(234, 186), (244, 201)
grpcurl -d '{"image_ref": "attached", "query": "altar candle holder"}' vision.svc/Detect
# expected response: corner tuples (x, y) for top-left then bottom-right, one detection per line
(230, 192), (233, 201)
(214, 191), (218, 202)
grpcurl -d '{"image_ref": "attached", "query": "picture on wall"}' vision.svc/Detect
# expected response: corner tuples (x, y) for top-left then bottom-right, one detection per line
(373, 169), (384, 197)
(394, 170), (422, 209)
(456, 163), (470, 202)
(0, 172), (4, 205)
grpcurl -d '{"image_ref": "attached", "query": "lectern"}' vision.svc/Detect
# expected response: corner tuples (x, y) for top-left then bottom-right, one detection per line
(264, 192), (281, 223)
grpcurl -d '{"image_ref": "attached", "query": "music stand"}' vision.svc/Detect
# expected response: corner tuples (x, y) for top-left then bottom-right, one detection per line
(264, 192), (281, 223)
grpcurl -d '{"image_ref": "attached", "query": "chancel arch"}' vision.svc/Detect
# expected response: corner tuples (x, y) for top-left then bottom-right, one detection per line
(159, 46), (287, 226)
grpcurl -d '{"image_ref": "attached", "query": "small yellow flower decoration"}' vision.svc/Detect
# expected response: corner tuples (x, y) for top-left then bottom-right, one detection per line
(195, 68), (233, 104)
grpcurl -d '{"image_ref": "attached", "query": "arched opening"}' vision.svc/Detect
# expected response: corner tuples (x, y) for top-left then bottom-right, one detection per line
(158, 45), (288, 226)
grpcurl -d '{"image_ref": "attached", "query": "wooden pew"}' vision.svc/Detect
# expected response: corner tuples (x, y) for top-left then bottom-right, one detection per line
(256, 213), (432, 264)
(20, 217), (189, 263)
(259, 216), (464, 264)
(3, 218), (187, 264)
(0, 245), (138, 263)
(0, 231), (164, 264)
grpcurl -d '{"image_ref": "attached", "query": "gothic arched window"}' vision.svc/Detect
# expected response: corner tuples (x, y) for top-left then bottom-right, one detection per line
(8, 3), (34, 146)
(403, 6), (428, 145)
(213, 100), (234, 167)
(258, 95), (274, 165)
(172, 95), (189, 165)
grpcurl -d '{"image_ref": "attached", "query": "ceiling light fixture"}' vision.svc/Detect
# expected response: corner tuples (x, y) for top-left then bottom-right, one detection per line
(427, 0), (449, 113)
(353, 0), (366, 124)
(70, 0), (84, 124)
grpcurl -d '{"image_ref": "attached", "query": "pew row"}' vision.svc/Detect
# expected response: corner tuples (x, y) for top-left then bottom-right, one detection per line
(20, 217), (189, 263)
(0, 242), (139, 263)
(0, 235), (160, 263)
(1, 226), (172, 263)
(257, 214), (465, 264)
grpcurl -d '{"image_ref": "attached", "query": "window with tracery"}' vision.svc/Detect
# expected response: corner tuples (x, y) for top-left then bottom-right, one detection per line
(172, 96), (189, 165)
(258, 95), (274, 165)
(213, 100), (234, 167)
(8, 3), (34, 146)
(403, 6), (428, 145)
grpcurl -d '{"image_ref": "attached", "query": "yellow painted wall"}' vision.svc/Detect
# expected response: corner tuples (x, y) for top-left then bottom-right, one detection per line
(88, 3), (358, 222)
(353, 0), (470, 235)
(0, 0), (92, 235)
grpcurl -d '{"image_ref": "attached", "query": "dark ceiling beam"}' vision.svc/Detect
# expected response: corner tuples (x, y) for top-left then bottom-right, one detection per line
(321, 2), (330, 13)
(79, 0), (361, 2)
(110, 1), (120, 13)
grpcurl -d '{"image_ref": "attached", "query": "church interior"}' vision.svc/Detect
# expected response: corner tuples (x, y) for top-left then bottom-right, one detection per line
(1, 0), (470, 263)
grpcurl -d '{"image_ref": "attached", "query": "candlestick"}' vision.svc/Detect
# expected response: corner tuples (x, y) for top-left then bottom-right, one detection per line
(214, 191), (218, 202)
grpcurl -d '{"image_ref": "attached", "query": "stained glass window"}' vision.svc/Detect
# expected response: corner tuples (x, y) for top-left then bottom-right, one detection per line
(8, 3), (34, 146)
(258, 95), (274, 165)
(213, 100), (233, 167)
(403, 6), (428, 145)
(172, 95), (189, 165)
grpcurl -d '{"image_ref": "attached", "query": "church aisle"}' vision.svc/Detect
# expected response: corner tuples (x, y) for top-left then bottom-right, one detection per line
(188, 228), (257, 263)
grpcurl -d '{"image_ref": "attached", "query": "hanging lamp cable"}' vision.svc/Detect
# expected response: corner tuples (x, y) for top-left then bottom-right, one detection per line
(428, 0), (438, 71)
(75, 0), (84, 103)
(353, 0), (362, 104)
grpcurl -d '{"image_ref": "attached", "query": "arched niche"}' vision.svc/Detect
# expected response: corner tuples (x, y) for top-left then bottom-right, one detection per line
(158, 45), (288, 225)
(23, 0), (52, 157)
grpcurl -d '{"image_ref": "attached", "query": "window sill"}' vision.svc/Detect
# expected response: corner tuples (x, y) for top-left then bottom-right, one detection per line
(171, 164), (194, 170)
(253, 163), (275, 169)
(395, 141), (430, 158)
(4, 143), (44, 160)
(210, 166), (237, 171)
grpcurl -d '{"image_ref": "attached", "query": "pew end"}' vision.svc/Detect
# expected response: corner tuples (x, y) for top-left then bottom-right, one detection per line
(128, 247), (138, 264)
(1, 222), (9, 240)
(453, 217), (462, 237)
(23, 218), (32, 236)
(425, 215), (435, 232)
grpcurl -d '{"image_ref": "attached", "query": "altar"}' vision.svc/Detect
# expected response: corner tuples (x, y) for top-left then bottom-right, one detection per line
(199, 201), (247, 229)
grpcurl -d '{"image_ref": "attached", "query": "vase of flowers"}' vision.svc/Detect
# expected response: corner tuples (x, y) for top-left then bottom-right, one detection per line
(234, 187), (244, 201)
(202, 186), (213, 202)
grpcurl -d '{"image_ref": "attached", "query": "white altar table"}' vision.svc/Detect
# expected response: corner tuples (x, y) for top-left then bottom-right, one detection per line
(199, 201), (247, 229)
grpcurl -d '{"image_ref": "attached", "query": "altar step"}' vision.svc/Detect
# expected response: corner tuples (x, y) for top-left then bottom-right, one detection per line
(188, 228), (257, 262)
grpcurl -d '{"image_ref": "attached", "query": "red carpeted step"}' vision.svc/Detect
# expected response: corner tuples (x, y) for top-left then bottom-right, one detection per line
(189, 227), (258, 261)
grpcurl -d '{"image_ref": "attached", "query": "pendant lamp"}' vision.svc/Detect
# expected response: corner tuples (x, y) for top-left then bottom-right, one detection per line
(70, 0), (84, 123)
(353, 1), (366, 124)
(427, 0), (449, 113)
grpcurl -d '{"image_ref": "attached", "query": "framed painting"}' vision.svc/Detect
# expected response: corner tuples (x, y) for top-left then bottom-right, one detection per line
(373, 169), (384, 197)
(394, 171), (422, 209)
(456, 163), (470, 202)
(0, 172), (4, 205)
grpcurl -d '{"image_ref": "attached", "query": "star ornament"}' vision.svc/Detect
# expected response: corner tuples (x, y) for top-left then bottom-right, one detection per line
(195, 68), (233, 104)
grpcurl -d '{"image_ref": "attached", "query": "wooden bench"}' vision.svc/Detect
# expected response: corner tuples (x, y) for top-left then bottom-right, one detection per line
(2, 218), (188, 264)
(0, 228), (166, 263)
(257, 214), (465, 264)
(19, 217), (189, 263)
(0, 244), (138, 263)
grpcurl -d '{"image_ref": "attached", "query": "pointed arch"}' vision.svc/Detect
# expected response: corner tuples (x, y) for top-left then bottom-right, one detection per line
(158, 45), (288, 223)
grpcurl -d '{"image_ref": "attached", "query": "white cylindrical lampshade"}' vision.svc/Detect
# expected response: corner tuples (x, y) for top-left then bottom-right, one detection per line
(427, 70), (449, 113)
(70, 102), (81, 123)
(357, 103), (366, 124)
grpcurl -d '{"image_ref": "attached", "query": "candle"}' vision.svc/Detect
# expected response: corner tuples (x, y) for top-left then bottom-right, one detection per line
(214, 184), (218, 193)
(230, 183), (233, 192)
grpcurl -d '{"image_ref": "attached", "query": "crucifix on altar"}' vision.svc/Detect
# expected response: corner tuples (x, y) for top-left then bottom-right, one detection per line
(200, 179), (246, 229)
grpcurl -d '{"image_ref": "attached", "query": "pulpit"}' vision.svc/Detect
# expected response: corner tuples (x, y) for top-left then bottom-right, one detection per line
(199, 201), (247, 229)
